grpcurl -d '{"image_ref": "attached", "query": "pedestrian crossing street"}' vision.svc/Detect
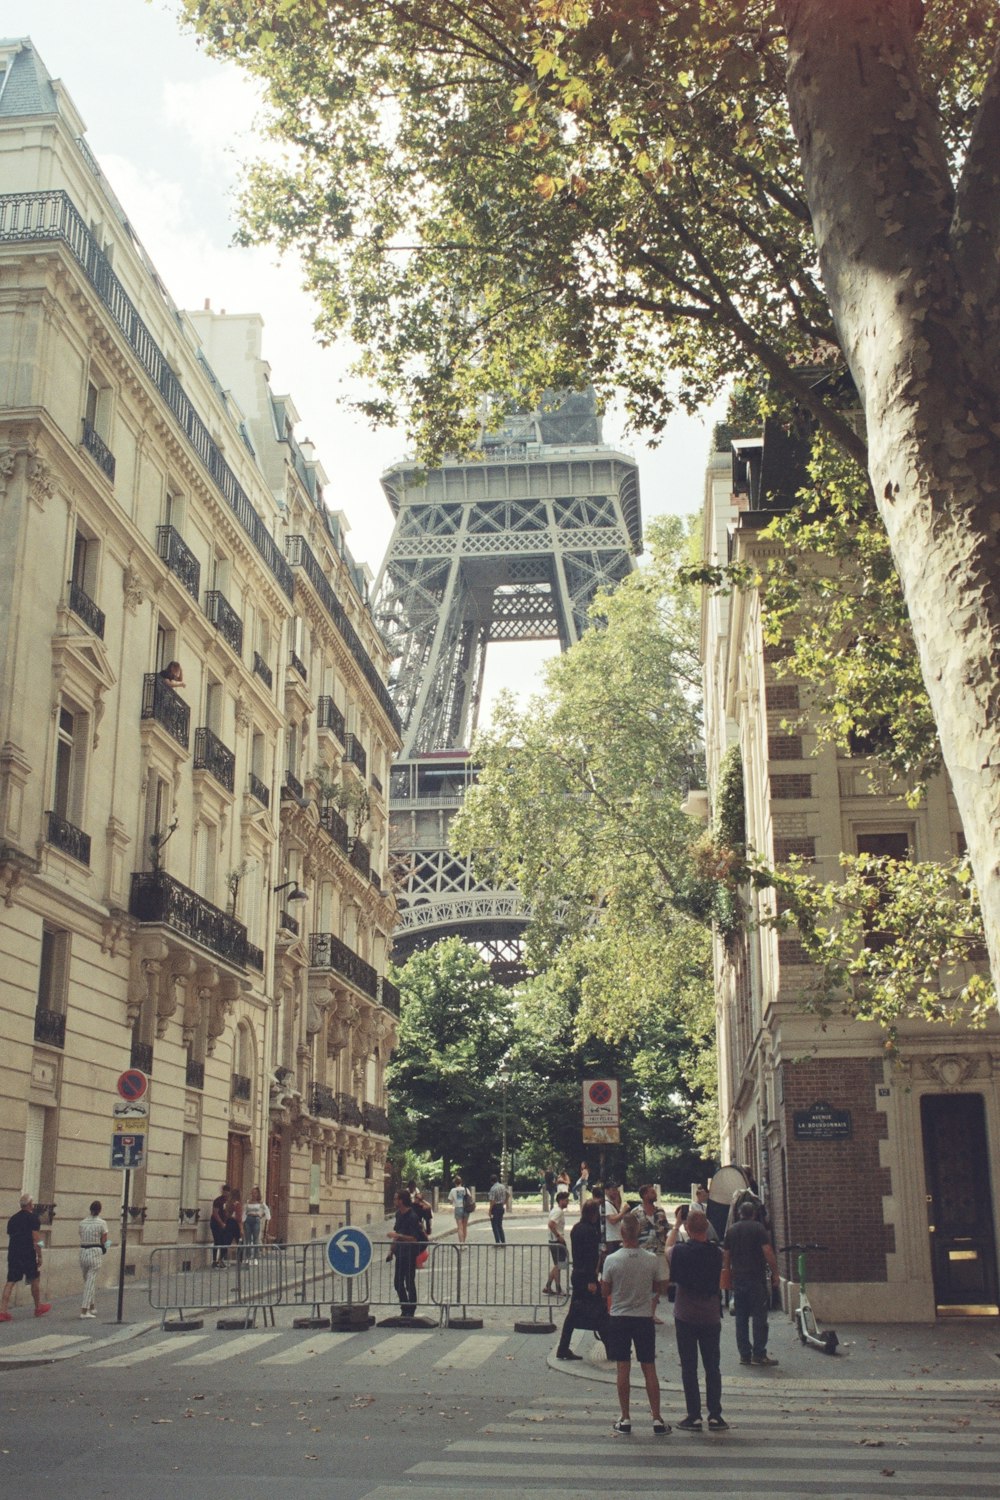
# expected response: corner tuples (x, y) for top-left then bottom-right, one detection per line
(357, 1389), (1000, 1498)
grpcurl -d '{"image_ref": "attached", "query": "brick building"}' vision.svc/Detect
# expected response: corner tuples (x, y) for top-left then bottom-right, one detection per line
(700, 428), (1000, 1322)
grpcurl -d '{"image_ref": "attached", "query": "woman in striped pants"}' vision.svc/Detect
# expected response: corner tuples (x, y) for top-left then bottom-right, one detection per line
(78, 1200), (108, 1317)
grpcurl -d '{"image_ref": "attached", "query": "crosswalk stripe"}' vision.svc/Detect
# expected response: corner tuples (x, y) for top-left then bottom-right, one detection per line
(92, 1336), (208, 1367)
(408, 1456), (997, 1486)
(175, 1332), (284, 1364)
(259, 1332), (359, 1366)
(0, 1333), (88, 1356)
(431, 1335), (509, 1371)
(345, 1331), (435, 1366)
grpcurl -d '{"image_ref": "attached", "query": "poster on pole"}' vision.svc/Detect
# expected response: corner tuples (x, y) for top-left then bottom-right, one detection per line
(582, 1077), (620, 1144)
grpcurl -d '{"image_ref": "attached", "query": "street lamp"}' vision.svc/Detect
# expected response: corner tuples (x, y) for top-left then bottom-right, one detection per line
(273, 879), (308, 902)
(499, 1061), (510, 1187)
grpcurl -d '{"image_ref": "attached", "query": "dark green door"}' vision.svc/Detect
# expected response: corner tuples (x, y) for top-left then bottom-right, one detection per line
(920, 1093), (999, 1315)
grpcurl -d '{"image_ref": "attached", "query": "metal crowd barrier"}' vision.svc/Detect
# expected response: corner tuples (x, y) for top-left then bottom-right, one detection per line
(149, 1240), (571, 1330)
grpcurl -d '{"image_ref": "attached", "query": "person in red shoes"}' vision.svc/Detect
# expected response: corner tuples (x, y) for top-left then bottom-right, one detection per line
(0, 1193), (51, 1321)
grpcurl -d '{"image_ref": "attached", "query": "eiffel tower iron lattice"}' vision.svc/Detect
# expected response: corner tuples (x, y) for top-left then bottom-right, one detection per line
(374, 391), (641, 980)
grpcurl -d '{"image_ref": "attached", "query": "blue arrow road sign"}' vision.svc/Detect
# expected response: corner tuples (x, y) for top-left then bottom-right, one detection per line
(326, 1226), (372, 1278)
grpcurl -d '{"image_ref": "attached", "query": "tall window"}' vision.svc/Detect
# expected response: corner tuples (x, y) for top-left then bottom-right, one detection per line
(35, 926), (69, 1048)
(204, 679), (223, 736)
(71, 528), (99, 598)
(53, 702), (86, 825)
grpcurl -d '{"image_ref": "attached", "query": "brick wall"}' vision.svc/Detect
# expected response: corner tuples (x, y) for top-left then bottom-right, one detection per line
(766, 683), (800, 711)
(769, 734), (804, 760)
(780, 1057), (891, 1282)
(773, 836), (816, 862)
(771, 773), (813, 799)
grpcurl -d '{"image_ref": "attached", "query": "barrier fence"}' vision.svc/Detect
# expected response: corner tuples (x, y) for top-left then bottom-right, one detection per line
(148, 1241), (570, 1329)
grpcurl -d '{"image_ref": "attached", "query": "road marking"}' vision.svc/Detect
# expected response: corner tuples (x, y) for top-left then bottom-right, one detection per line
(345, 1332), (435, 1366)
(175, 1332), (284, 1364)
(259, 1332), (359, 1366)
(431, 1334), (508, 1371)
(92, 1336), (208, 1367)
(0, 1334), (89, 1356)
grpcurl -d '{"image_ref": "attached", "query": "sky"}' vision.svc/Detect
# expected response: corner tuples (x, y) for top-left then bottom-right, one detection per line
(10, 0), (723, 710)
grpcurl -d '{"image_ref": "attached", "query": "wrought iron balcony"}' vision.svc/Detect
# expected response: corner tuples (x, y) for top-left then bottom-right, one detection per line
(289, 649), (307, 681)
(45, 810), (91, 866)
(68, 580), (105, 639)
(319, 805), (350, 852)
(193, 725), (236, 793)
(343, 733), (367, 778)
(246, 941), (265, 972)
(252, 651), (273, 689)
(130, 1038), (154, 1074)
(349, 837), (371, 881)
(317, 695), (346, 743)
(377, 976), (400, 1017)
(156, 524), (200, 601)
(310, 1083), (338, 1120)
(130, 869), (248, 969)
(141, 672), (190, 749)
(205, 589), (244, 657)
(231, 1073), (252, 1102)
(281, 769), (304, 801)
(34, 1006), (66, 1048)
(310, 932), (378, 1000)
(248, 772), (270, 809)
(185, 1058), (204, 1089)
(363, 1102), (390, 1136)
(278, 910), (300, 936)
(80, 417), (116, 482)
(337, 1092), (364, 1128)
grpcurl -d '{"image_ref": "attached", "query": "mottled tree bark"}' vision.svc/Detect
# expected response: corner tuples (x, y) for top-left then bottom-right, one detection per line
(780, 0), (1000, 986)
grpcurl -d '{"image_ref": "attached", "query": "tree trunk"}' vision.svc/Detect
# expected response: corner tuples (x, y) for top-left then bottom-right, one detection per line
(780, 0), (1000, 989)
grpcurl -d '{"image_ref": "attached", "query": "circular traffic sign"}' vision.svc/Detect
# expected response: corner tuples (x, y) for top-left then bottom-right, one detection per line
(589, 1080), (613, 1105)
(116, 1069), (149, 1102)
(326, 1226), (373, 1278)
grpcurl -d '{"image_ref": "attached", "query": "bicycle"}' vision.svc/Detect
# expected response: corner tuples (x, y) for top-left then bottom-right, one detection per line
(778, 1243), (839, 1355)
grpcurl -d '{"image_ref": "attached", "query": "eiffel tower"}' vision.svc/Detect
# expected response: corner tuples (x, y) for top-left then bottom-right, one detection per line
(374, 391), (641, 979)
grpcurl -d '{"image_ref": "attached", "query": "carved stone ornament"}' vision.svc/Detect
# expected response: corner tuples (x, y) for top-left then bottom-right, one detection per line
(927, 1054), (975, 1089)
(26, 447), (54, 510)
(122, 564), (145, 615)
(234, 693), (252, 732)
(0, 447), (15, 498)
(127, 933), (169, 1027)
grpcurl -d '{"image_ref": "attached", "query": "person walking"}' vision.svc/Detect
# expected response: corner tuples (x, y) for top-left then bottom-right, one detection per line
(543, 1190), (570, 1294)
(243, 1187), (270, 1260)
(599, 1214), (669, 1435)
(388, 1189), (426, 1317)
(78, 1199), (109, 1318)
(487, 1174), (508, 1244)
(667, 1207), (728, 1431)
(222, 1189), (243, 1263)
(447, 1175), (472, 1244)
(721, 1199), (781, 1366)
(556, 1198), (608, 1359)
(0, 1193), (51, 1321)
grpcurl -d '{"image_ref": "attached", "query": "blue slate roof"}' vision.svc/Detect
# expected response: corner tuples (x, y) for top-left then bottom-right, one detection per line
(0, 39), (59, 118)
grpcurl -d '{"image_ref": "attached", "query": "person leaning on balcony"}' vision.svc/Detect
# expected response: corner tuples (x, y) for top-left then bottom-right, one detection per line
(158, 660), (185, 687)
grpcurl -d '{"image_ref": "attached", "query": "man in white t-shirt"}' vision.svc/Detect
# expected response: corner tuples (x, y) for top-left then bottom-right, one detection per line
(599, 1214), (670, 1436)
(543, 1191), (570, 1294)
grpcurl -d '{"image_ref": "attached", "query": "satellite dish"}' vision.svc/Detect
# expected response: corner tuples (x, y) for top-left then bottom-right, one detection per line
(705, 1164), (751, 1241)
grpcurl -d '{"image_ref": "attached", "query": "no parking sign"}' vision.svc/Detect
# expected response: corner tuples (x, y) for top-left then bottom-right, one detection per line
(582, 1077), (620, 1143)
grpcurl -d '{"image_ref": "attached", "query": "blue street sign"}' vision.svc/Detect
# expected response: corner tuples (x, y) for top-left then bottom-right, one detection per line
(326, 1225), (372, 1278)
(111, 1134), (145, 1169)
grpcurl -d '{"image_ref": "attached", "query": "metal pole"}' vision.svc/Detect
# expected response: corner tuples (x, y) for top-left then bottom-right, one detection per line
(501, 1078), (509, 1186)
(116, 1168), (130, 1324)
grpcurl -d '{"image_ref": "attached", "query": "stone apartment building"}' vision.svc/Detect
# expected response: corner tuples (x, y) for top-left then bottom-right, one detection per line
(700, 425), (1000, 1323)
(0, 37), (401, 1294)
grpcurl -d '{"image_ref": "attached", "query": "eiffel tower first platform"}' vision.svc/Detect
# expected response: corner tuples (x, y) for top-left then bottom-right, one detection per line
(374, 391), (641, 979)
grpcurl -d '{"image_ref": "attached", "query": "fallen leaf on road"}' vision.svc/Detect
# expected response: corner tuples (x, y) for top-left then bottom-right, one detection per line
(859, 1439), (883, 1447)
(880, 1469), (895, 1477)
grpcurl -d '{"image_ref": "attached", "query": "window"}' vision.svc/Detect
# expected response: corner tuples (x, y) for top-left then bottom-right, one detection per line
(53, 702), (86, 825)
(72, 528), (98, 597)
(855, 830), (911, 952)
(204, 679), (223, 736)
(144, 774), (172, 871)
(35, 927), (69, 1047)
(84, 376), (111, 440)
(23, 1104), (57, 1216)
(196, 819), (218, 903)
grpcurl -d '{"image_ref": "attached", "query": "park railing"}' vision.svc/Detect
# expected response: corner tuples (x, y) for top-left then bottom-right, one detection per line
(148, 1241), (569, 1329)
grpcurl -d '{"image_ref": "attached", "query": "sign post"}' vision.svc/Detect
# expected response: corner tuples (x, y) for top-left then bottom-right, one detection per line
(112, 1070), (148, 1323)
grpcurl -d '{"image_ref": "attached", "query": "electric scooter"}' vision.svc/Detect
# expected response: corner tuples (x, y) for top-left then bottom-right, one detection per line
(779, 1242), (839, 1354)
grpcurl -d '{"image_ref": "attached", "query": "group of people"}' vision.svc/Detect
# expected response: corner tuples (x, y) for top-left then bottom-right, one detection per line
(1, 1192), (110, 1322)
(550, 1179), (781, 1436)
(209, 1183), (271, 1264)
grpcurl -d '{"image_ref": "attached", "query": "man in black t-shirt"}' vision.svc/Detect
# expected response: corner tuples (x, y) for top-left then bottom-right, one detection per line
(668, 1209), (726, 1430)
(388, 1190), (426, 1317)
(0, 1193), (51, 1321)
(722, 1201), (780, 1366)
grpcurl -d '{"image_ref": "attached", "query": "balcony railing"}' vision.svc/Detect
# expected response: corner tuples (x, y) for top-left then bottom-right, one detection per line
(317, 695), (346, 743)
(336, 1092), (364, 1128)
(68, 580), (105, 639)
(343, 733), (367, 778)
(286, 534), (401, 735)
(252, 651), (273, 689)
(130, 1038), (154, 1074)
(80, 417), (116, 482)
(310, 931), (378, 1000)
(186, 1058), (204, 1089)
(318, 805), (350, 852)
(156, 524), (200, 601)
(349, 838), (371, 881)
(246, 941), (265, 972)
(45, 810), (91, 866)
(231, 1073), (252, 1102)
(281, 770), (304, 801)
(130, 869), (248, 968)
(0, 191), (293, 598)
(289, 649), (308, 681)
(248, 772), (270, 809)
(310, 1083), (338, 1120)
(205, 589), (244, 657)
(377, 976), (401, 1017)
(193, 726), (236, 793)
(363, 1102), (390, 1136)
(33, 1006), (66, 1048)
(141, 671), (190, 750)
(278, 910), (300, 936)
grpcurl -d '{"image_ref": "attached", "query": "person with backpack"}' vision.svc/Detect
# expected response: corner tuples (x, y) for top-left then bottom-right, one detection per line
(447, 1175), (473, 1244)
(666, 1207), (728, 1432)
